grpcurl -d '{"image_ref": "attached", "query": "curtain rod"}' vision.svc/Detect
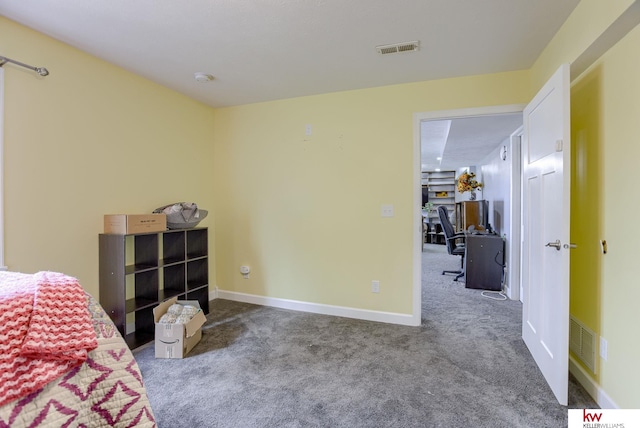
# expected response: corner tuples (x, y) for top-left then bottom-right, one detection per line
(0, 55), (49, 77)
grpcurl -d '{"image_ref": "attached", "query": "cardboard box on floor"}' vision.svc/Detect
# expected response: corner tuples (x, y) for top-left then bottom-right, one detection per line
(104, 214), (167, 234)
(154, 297), (207, 359)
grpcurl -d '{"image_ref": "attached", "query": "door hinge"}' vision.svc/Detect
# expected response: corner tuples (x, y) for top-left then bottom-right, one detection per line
(555, 140), (563, 152)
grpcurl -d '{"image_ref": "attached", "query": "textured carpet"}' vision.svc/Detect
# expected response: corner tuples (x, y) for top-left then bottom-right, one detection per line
(134, 243), (597, 427)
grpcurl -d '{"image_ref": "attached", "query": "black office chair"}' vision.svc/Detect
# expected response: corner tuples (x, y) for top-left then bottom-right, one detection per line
(437, 205), (466, 281)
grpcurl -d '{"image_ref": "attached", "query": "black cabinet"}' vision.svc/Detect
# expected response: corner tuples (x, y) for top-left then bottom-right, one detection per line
(99, 228), (209, 349)
(464, 234), (504, 291)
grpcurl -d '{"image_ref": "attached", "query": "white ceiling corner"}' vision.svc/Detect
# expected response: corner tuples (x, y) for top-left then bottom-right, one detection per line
(0, 0), (579, 109)
(0, 0), (578, 168)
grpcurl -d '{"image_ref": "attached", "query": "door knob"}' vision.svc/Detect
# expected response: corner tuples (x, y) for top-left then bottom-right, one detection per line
(563, 243), (577, 249)
(545, 239), (561, 251)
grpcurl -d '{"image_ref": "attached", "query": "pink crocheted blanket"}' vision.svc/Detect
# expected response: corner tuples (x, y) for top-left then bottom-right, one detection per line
(0, 271), (98, 407)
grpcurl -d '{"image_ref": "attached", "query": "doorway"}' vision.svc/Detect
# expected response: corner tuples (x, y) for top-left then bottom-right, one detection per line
(412, 104), (526, 321)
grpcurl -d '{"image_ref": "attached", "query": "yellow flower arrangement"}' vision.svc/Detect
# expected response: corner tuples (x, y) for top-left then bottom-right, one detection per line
(457, 170), (483, 193)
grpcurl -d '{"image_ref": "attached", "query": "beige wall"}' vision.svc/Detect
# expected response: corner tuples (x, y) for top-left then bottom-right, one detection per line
(571, 22), (640, 409)
(1, 17), (216, 299)
(212, 73), (530, 315)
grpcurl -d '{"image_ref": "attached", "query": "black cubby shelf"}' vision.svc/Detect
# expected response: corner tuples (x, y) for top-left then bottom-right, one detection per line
(99, 227), (209, 349)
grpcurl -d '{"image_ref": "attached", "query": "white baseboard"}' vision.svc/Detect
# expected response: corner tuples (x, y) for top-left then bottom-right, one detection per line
(215, 290), (419, 326)
(569, 355), (618, 409)
(503, 283), (512, 299)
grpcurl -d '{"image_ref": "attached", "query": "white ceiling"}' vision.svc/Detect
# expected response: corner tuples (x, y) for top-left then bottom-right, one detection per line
(1, 0), (578, 168)
(1, 0), (579, 109)
(421, 113), (523, 171)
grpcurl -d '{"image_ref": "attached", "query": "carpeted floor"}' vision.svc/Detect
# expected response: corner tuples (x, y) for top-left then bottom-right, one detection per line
(134, 243), (597, 427)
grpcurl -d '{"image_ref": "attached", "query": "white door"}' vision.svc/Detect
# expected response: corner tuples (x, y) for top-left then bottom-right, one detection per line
(521, 64), (571, 405)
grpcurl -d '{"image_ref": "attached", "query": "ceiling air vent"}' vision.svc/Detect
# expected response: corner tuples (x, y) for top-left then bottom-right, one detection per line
(376, 40), (420, 55)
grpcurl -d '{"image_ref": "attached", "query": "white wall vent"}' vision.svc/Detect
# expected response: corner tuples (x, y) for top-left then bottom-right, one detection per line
(376, 41), (420, 55)
(569, 315), (596, 373)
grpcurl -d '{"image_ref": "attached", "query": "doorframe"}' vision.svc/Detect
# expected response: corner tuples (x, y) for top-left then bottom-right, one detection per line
(508, 126), (523, 302)
(412, 104), (526, 321)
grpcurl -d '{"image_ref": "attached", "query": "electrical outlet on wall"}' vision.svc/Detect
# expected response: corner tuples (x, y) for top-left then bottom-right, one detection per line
(600, 337), (608, 361)
(380, 205), (394, 217)
(371, 280), (380, 293)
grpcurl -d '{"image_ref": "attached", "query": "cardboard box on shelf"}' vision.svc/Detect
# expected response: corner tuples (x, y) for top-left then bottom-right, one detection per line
(104, 214), (167, 234)
(153, 297), (207, 359)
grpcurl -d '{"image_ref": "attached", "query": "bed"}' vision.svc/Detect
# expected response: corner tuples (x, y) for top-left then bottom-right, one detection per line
(0, 271), (156, 427)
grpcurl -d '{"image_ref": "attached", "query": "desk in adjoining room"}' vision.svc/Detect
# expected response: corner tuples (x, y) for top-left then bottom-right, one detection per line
(464, 234), (504, 291)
